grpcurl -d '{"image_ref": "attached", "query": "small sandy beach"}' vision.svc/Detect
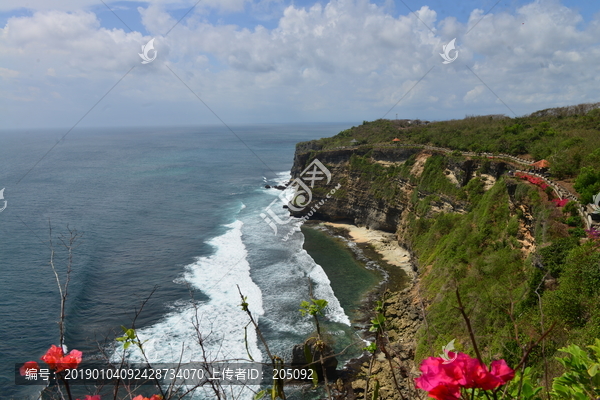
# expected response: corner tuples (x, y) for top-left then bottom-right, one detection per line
(322, 222), (415, 279)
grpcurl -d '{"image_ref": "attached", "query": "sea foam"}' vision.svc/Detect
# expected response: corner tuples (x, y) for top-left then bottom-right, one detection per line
(113, 220), (263, 366)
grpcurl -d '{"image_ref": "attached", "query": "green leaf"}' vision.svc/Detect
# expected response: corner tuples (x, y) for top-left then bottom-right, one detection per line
(303, 344), (313, 364)
(552, 382), (569, 396)
(363, 342), (377, 353)
(303, 343), (318, 387)
(254, 390), (267, 400)
(369, 313), (386, 332)
(299, 299), (328, 317)
(311, 366), (318, 389)
(522, 382), (533, 398)
(371, 379), (380, 400)
(240, 296), (249, 311)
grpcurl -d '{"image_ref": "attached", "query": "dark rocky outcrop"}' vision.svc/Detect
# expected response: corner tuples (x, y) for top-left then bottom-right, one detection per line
(291, 338), (338, 381)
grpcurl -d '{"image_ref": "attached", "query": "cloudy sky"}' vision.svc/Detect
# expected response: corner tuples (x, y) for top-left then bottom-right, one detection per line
(1, 0), (599, 129)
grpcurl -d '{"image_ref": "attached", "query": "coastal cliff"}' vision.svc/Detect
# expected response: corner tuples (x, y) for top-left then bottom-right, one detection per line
(289, 143), (513, 398)
(290, 143), (506, 242)
(287, 112), (600, 399)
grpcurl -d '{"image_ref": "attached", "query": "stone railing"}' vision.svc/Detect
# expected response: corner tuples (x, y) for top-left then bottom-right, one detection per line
(330, 143), (534, 166)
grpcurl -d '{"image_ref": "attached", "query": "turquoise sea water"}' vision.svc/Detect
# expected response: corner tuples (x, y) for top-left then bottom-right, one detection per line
(301, 226), (380, 321)
(0, 124), (377, 399)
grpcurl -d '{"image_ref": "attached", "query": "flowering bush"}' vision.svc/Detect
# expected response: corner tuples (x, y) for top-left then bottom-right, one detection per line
(551, 198), (570, 207)
(415, 352), (514, 399)
(20, 345), (82, 376)
(515, 172), (549, 190)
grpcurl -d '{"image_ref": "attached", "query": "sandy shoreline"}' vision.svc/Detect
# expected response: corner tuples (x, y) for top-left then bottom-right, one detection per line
(322, 222), (415, 279)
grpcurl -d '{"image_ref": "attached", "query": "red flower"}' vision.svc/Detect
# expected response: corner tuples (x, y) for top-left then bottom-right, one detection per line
(77, 396), (101, 400)
(57, 349), (82, 371)
(41, 345), (64, 370)
(132, 396), (162, 400)
(40, 345), (82, 372)
(427, 383), (461, 400)
(19, 361), (39, 376)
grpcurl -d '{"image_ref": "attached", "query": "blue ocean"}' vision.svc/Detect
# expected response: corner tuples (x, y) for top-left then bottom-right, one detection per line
(0, 124), (374, 399)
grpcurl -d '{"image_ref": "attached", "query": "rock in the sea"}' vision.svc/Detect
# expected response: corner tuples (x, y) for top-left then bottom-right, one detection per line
(265, 184), (271, 189)
(291, 337), (338, 381)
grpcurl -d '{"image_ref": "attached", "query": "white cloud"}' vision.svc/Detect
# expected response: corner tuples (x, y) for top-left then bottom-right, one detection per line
(1, 0), (600, 128)
(0, 66), (19, 78)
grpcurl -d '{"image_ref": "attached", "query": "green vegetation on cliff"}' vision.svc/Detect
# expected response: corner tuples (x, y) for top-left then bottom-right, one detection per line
(346, 147), (599, 382)
(302, 103), (600, 181)
(292, 103), (600, 394)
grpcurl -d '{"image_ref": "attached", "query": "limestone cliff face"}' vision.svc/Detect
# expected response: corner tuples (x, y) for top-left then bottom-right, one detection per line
(290, 146), (419, 231)
(290, 144), (499, 233)
(292, 149), (416, 232)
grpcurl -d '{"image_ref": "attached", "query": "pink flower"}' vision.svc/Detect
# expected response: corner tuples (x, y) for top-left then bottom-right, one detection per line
(132, 395), (162, 400)
(19, 361), (39, 376)
(416, 352), (515, 397)
(490, 360), (515, 384)
(77, 396), (101, 400)
(461, 356), (503, 390)
(415, 353), (467, 391)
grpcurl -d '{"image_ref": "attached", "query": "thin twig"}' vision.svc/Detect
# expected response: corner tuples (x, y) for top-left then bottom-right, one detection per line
(455, 288), (484, 364)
